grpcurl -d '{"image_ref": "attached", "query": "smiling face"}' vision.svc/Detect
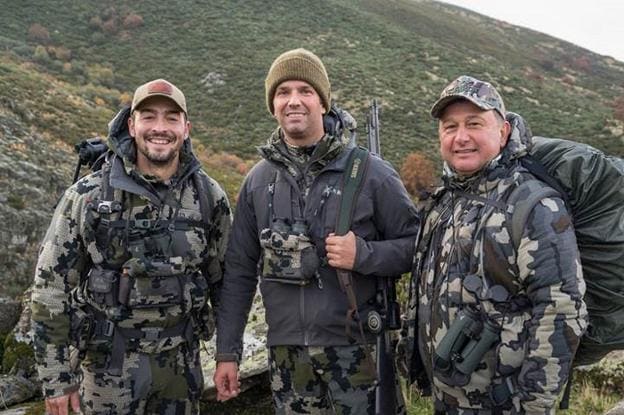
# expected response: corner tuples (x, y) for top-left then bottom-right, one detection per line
(272, 80), (326, 147)
(438, 100), (510, 176)
(128, 96), (190, 177)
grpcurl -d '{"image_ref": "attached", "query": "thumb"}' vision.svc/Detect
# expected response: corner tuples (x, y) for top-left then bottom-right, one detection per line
(70, 391), (81, 412)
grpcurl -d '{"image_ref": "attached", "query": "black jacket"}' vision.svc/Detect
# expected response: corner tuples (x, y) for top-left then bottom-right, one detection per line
(216, 136), (419, 361)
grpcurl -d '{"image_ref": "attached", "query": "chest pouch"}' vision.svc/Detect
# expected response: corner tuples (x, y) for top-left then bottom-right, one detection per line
(259, 221), (320, 285)
(124, 259), (208, 312)
(87, 267), (119, 307)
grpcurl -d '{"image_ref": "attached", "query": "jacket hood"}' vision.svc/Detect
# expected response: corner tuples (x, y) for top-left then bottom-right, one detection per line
(106, 106), (201, 182)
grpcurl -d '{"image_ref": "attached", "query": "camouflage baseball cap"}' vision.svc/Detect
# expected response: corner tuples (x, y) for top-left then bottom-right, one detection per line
(430, 75), (505, 119)
(131, 78), (187, 115)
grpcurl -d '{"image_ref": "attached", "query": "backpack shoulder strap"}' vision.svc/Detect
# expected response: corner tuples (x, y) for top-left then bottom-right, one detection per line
(336, 146), (370, 235)
(192, 171), (216, 236)
(507, 179), (561, 249)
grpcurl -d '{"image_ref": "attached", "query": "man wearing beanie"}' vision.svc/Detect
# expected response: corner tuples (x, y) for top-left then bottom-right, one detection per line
(214, 48), (418, 414)
(32, 79), (232, 414)
(401, 76), (586, 414)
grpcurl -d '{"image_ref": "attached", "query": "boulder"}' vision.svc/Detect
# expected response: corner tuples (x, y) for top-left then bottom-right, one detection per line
(607, 401), (624, 415)
(200, 290), (268, 399)
(0, 298), (21, 336)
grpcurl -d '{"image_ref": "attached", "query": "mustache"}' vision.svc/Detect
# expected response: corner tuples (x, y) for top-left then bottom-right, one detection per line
(145, 132), (176, 141)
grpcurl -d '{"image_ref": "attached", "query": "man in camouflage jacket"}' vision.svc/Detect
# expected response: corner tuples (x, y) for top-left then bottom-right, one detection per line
(402, 76), (587, 414)
(213, 48), (419, 414)
(31, 79), (231, 415)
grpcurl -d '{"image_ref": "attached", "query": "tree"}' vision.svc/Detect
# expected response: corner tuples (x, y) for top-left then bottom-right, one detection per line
(400, 152), (436, 197)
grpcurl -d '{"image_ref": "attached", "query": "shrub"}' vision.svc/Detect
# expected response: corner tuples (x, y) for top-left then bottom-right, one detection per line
(613, 97), (624, 123)
(101, 18), (118, 35)
(123, 13), (144, 29)
(400, 152), (436, 197)
(48, 45), (72, 61)
(32, 45), (50, 64)
(27, 23), (50, 45)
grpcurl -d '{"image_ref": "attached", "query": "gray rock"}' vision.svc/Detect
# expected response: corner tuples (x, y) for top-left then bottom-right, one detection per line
(0, 375), (39, 409)
(606, 401), (624, 415)
(0, 407), (28, 415)
(0, 299), (21, 335)
(201, 290), (268, 399)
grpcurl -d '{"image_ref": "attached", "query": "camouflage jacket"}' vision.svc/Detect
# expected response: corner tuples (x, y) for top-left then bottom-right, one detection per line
(31, 108), (232, 398)
(404, 113), (587, 414)
(216, 128), (419, 361)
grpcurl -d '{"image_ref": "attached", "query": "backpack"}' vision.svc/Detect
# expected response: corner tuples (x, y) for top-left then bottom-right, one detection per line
(508, 136), (624, 366)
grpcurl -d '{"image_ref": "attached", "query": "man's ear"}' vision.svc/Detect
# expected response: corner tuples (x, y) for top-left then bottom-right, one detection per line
(127, 115), (136, 138)
(500, 120), (511, 148)
(185, 120), (192, 140)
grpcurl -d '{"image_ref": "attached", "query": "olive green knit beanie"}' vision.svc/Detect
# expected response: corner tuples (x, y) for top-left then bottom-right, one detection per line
(264, 48), (331, 114)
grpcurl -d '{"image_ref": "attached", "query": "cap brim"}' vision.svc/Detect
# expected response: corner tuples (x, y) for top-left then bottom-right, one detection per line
(132, 94), (186, 114)
(430, 95), (496, 119)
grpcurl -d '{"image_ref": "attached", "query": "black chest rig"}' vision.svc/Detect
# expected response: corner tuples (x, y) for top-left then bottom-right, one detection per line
(71, 163), (215, 374)
(259, 169), (321, 286)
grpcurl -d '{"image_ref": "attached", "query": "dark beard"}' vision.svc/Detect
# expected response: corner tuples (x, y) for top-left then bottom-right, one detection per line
(138, 133), (178, 165)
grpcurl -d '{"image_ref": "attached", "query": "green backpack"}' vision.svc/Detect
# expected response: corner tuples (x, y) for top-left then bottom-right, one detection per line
(508, 136), (624, 367)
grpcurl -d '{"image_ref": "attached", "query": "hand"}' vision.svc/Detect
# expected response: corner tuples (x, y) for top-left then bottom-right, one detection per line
(45, 390), (80, 415)
(214, 361), (240, 402)
(325, 231), (357, 270)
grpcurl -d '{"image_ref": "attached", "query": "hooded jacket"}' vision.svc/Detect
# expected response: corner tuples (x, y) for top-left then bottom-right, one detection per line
(31, 107), (231, 398)
(216, 128), (419, 361)
(404, 113), (587, 414)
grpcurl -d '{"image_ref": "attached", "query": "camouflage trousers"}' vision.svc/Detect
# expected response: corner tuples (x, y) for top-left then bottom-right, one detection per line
(269, 344), (406, 415)
(78, 342), (203, 414)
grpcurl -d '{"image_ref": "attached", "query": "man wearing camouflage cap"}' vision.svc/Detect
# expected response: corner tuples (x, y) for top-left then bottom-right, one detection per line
(213, 48), (418, 414)
(31, 78), (232, 414)
(401, 75), (587, 414)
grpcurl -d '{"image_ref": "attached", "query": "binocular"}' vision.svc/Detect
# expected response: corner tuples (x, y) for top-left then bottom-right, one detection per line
(433, 307), (500, 381)
(272, 218), (308, 235)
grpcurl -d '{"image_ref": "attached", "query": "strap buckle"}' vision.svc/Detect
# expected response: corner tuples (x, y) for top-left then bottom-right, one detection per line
(94, 319), (114, 337)
(141, 327), (163, 341)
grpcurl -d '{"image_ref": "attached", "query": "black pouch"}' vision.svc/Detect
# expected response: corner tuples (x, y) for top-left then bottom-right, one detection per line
(69, 307), (94, 352)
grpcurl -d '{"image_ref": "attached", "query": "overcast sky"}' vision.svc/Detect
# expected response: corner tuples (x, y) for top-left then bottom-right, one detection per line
(438, 0), (624, 62)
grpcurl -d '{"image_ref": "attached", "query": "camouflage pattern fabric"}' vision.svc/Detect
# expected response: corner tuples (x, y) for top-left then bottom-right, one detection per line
(80, 344), (202, 414)
(259, 228), (318, 284)
(403, 113), (587, 414)
(31, 109), (232, 399)
(258, 127), (347, 196)
(430, 75), (506, 119)
(270, 345), (406, 415)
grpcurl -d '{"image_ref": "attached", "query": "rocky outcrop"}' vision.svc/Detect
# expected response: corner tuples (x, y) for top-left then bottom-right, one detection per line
(0, 100), (74, 299)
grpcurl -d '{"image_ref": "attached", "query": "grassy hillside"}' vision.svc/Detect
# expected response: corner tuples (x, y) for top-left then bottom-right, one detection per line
(1, 0), (623, 169)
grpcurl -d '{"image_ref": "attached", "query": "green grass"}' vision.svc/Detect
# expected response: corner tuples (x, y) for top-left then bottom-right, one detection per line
(0, 0), (622, 168)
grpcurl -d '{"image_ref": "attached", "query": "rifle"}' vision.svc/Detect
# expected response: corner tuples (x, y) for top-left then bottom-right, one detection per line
(366, 99), (401, 415)
(73, 137), (108, 183)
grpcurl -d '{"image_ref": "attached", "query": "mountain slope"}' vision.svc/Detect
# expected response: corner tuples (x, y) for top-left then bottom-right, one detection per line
(1, 0), (624, 295)
(0, 0), (622, 163)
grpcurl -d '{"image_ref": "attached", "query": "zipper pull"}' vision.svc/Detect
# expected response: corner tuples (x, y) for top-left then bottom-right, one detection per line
(316, 272), (323, 290)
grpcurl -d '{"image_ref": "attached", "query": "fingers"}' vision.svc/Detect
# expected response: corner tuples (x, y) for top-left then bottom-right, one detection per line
(70, 390), (81, 412)
(214, 362), (241, 402)
(45, 394), (70, 415)
(325, 231), (356, 270)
